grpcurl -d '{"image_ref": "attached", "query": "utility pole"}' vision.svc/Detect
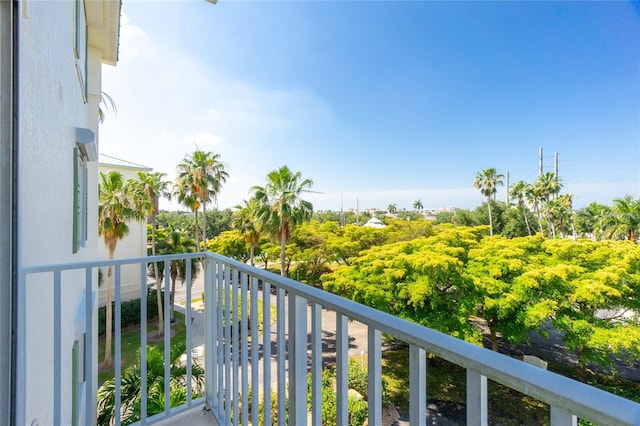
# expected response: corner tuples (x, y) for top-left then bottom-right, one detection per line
(340, 192), (344, 226)
(554, 152), (559, 199)
(539, 147), (543, 177)
(506, 171), (510, 206)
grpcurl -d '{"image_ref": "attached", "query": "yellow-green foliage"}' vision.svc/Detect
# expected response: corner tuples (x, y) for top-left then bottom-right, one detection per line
(322, 228), (640, 367)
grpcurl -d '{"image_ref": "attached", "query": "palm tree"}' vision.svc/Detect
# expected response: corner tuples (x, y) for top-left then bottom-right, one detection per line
(98, 91), (117, 124)
(134, 171), (171, 333)
(509, 180), (532, 236)
(97, 341), (205, 426)
(152, 227), (199, 321)
(525, 182), (545, 234)
(473, 168), (504, 236)
(387, 203), (397, 215)
(606, 195), (640, 242)
(173, 175), (201, 250)
(251, 166), (314, 277)
(549, 194), (574, 239)
(175, 150), (228, 250)
(413, 199), (423, 212)
(232, 198), (261, 266)
(98, 171), (146, 368)
(534, 172), (562, 238)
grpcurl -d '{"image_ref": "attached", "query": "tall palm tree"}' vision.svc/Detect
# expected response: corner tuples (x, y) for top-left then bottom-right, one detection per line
(473, 168), (504, 236)
(152, 227), (199, 321)
(98, 171), (146, 368)
(413, 199), (423, 212)
(134, 171), (171, 333)
(176, 150), (228, 250)
(387, 203), (397, 215)
(251, 166), (314, 277)
(509, 180), (532, 236)
(534, 172), (562, 238)
(607, 195), (640, 242)
(232, 198), (261, 266)
(97, 341), (204, 426)
(173, 175), (201, 250)
(525, 182), (545, 234)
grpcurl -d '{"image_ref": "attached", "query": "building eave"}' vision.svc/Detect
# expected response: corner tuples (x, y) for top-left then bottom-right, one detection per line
(86, 0), (121, 66)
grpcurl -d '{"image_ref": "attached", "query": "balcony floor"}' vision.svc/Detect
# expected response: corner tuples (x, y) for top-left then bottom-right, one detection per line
(154, 407), (219, 426)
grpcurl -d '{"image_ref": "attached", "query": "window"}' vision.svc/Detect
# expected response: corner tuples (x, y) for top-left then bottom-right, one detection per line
(73, 0), (87, 103)
(73, 128), (95, 253)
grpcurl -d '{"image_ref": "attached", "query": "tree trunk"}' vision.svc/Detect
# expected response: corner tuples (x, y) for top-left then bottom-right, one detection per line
(170, 269), (177, 321)
(102, 255), (114, 369)
(250, 243), (255, 267)
(490, 327), (499, 352)
(280, 234), (287, 277)
(487, 197), (494, 236)
(521, 203), (532, 236)
(194, 210), (200, 251)
(151, 223), (163, 333)
(202, 204), (207, 251)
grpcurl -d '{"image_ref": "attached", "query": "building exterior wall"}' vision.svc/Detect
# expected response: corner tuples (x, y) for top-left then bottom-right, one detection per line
(15, 1), (119, 424)
(0, 2), (13, 425)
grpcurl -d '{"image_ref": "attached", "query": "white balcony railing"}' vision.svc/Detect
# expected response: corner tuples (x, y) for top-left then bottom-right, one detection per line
(17, 252), (640, 426)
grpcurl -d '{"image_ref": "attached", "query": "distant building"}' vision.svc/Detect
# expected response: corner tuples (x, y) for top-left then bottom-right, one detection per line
(363, 217), (386, 228)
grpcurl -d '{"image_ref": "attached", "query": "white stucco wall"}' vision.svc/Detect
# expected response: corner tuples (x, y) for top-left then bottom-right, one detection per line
(97, 161), (151, 306)
(17, 2), (110, 424)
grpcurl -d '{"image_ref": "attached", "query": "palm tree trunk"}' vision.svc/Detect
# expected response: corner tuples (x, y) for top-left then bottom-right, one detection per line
(487, 197), (494, 236)
(193, 209), (200, 251)
(170, 273), (177, 321)
(202, 204), (207, 251)
(250, 243), (255, 267)
(102, 256), (114, 368)
(280, 234), (287, 277)
(535, 204), (544, 234)
(151, 223), (164, 333)
(523, 208), (532, 236)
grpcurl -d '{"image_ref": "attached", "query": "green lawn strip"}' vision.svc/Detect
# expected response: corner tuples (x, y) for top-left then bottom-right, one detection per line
(98, 312), (187, 384)
(381, 346), (639, 424)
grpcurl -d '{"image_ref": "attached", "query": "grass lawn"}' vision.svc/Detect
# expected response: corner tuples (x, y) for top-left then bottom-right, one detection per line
(98, 311), (187, 384)
(381, 346), (640, 425)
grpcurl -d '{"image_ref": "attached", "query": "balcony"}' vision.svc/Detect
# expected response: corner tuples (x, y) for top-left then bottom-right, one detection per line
(17, 253), (640, 426)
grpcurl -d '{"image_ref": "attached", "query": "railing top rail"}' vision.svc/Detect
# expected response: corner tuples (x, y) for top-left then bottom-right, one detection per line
(19, 251), (640, 425)
(19, 252), (204, 274)
(204, 252), (640, 426)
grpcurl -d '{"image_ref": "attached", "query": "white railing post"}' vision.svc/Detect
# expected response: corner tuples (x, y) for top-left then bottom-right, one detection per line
(139, 262), (148, 423)
(250, 276), (260, 426)
(409, 345), (426, 426)
(288, 294), (308, 426)
(551, 406), (578, 426)
(311, 303), (323, 426)
(276, 287), (286, 426)
(368, 327), (382, 426)
(263, 281), (273, 426)
(204, 258), (216, 410)
(336, 313), (348, 425)
(467, 369), (488, 426)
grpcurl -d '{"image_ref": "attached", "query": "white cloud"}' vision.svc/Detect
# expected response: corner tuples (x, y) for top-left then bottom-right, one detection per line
(183, 133), (222, 148)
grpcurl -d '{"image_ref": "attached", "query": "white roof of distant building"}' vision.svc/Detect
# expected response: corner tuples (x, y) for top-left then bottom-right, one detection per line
(363, 217), (386, 228)
(99, 154), (152, 171)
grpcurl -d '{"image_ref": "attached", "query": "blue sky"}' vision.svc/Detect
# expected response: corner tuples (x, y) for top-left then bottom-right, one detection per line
(100, 0), (640, 212)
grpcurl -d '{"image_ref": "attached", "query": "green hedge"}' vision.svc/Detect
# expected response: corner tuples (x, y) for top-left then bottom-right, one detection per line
(98, 290), (165, 336)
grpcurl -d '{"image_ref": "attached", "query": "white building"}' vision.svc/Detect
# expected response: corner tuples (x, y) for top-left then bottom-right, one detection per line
(0, 1), (121, 425)
(98, 154), (152, 306)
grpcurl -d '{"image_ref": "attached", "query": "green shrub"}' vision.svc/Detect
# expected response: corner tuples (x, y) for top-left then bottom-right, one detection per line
(98, 290), (164, 336)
